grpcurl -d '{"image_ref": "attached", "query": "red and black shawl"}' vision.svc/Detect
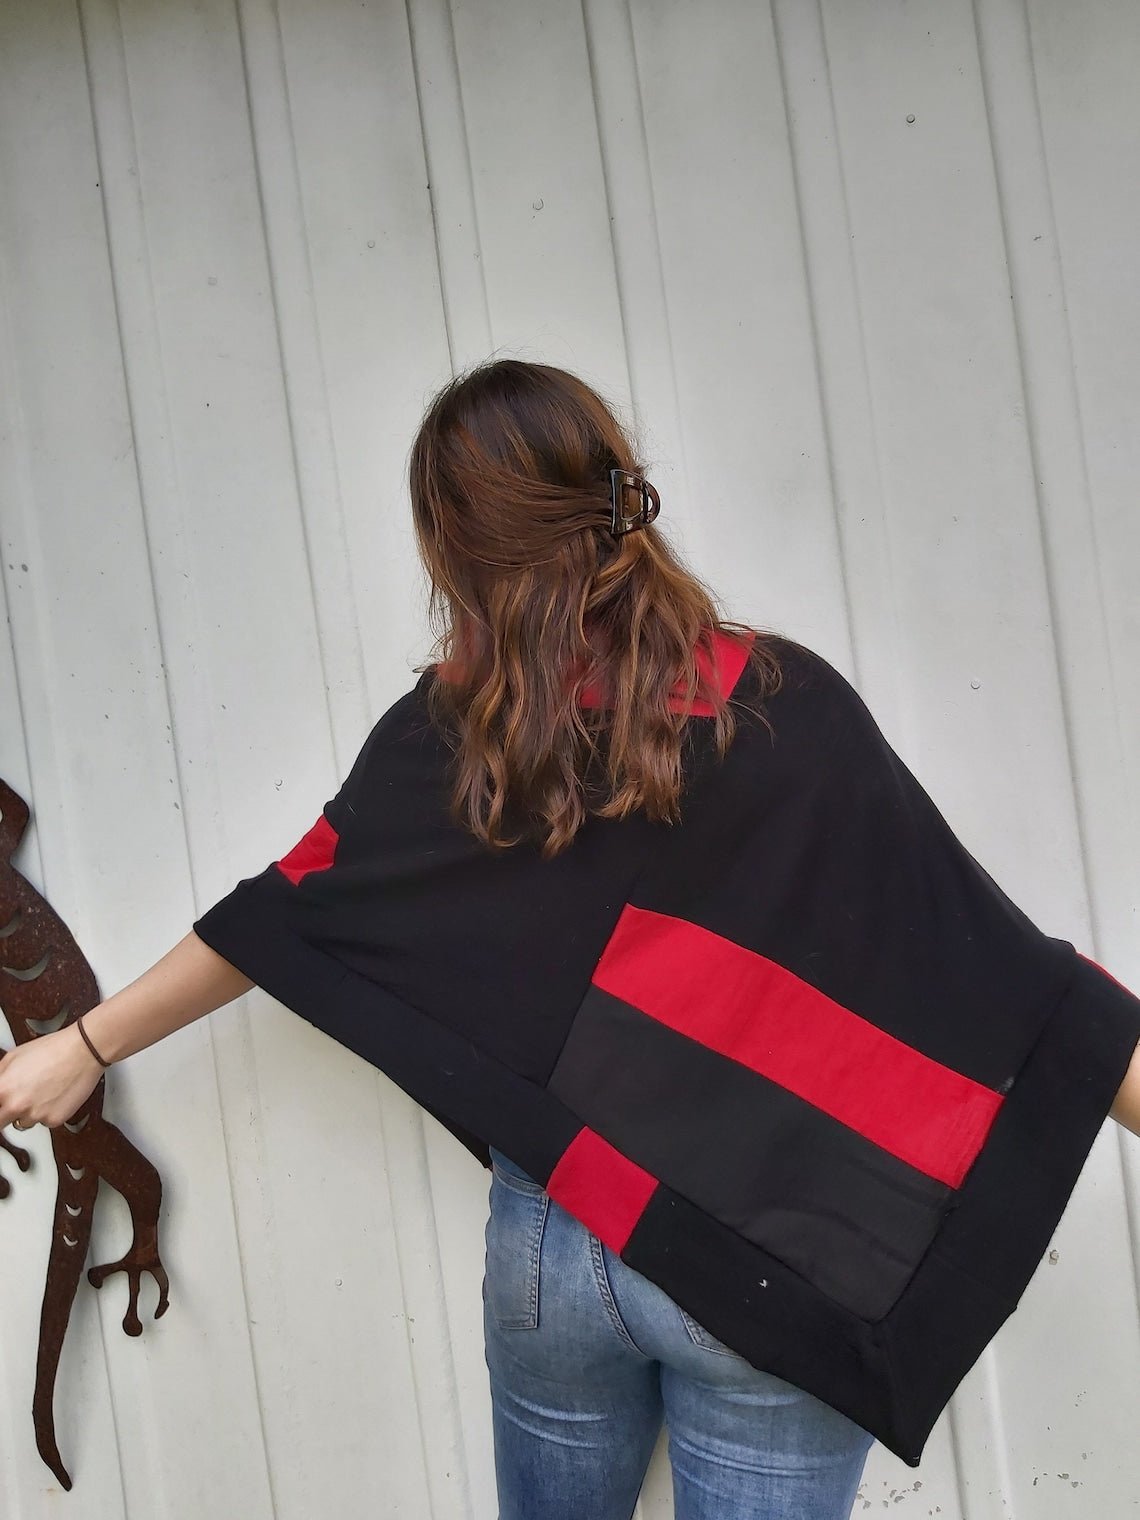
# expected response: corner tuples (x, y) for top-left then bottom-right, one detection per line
(192, 629), (1140, 1467)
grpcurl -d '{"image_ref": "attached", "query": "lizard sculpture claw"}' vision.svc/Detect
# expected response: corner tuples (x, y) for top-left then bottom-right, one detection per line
(0, 1121), (33, 1192)
(0, 777), (171, 1491)
(88, 1227), (172, 1337)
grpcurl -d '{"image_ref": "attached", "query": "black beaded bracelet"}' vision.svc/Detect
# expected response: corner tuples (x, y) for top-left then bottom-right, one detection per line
(76, 1012), (111, 1069)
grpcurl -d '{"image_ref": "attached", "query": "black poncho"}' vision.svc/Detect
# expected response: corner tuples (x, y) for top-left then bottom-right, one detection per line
(191, 629), (1140, 1467)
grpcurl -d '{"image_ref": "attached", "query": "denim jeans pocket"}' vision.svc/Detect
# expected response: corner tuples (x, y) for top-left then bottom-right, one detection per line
(678, 1306), (747, 1359)
(484, 1161), (549, 1329)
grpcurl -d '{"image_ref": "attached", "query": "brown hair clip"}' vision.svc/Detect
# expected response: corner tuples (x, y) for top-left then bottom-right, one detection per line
(609, 468), (661, 536)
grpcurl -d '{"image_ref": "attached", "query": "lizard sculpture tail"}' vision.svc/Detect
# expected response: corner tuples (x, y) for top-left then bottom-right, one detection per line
(0, 777), (170, 1490)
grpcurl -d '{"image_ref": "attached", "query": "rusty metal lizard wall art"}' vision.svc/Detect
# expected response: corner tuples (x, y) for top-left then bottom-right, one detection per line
(0, 776), (170, 1491)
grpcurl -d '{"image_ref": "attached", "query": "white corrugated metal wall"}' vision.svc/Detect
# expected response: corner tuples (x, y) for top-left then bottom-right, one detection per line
(0, 0), (1136, 1514)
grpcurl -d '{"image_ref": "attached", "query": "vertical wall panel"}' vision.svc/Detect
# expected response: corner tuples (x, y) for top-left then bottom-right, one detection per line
(0, 1), (1136, 1516)
(629, 1), (853, 656)
(0, 3), (278, 1516)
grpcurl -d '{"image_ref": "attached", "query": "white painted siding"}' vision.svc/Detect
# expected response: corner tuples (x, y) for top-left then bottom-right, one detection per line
(0, 1), (1136, 1514)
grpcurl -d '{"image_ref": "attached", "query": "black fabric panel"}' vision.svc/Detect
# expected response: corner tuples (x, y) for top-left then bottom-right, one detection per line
(630, 640), (1078, 1090)
(192, 877), (579, 1183)
(548, 986), (951, 1321)
(621, 1186), (892, 1445)
(902, 950), (1140, 1292)
(273, 684), (663, 1086)
(878, 950), (1140, 1461)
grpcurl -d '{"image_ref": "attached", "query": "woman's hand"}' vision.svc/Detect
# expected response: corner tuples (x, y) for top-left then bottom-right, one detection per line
(0, 931), (255, 1134)
(0, 1024), (106, 1131)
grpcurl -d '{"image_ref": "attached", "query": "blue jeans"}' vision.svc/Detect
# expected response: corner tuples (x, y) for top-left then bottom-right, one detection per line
(483, 1147), (875, 1520)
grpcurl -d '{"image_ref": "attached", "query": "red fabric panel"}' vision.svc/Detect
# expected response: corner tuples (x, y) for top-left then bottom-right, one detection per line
(434, 626), (756, 716)
(677, 626), (755, 714)
(274, 812), (339, 885)
(579, 627), (756, 714)
(546, 1127), (659, 1253)
(592, 904), (1003, 1188)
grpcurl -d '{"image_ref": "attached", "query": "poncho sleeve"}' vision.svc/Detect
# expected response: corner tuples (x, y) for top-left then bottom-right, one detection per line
(190, 675), (496, 1168)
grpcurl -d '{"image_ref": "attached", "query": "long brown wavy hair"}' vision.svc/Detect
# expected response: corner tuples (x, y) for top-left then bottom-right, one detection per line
(408, 358), (784, 858)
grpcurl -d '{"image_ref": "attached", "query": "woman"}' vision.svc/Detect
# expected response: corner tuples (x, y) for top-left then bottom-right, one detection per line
(2, 358), (1139, 1520)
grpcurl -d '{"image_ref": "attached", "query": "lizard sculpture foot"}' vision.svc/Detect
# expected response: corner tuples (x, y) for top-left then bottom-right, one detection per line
(88, 1233), (171, 1337)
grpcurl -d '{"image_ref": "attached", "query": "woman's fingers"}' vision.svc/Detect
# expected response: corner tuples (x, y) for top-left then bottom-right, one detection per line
(0, 1028), (105, 1131)
(0, 1085), (35, 1129)
(0, 1063), (32, 1128)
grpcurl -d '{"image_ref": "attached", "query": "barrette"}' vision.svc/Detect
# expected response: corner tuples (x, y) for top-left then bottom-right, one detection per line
(609, 468), (661, 536)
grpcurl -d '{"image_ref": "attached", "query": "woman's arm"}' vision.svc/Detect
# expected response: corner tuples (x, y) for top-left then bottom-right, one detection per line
(0, 931), (254, 1130)
(1110, 1038), (1140, 1139)
(82, 929), (254, 1063)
